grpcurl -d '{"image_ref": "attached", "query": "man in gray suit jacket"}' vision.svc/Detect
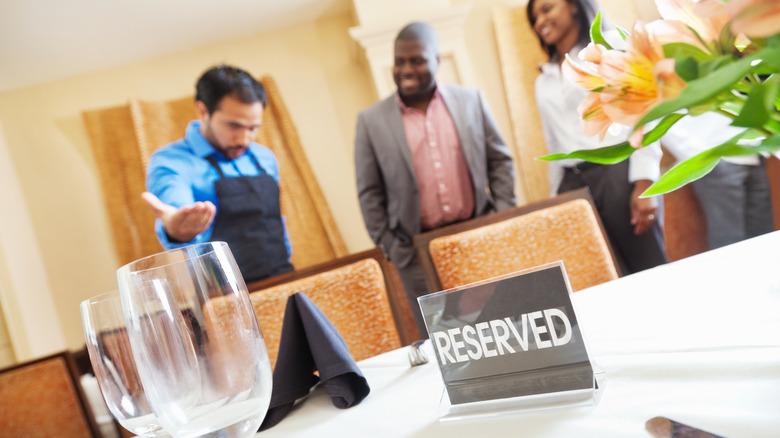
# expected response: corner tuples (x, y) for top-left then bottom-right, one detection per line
(355, 22), (517, 337)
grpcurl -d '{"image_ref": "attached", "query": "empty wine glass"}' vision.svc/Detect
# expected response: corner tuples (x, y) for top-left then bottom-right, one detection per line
(117, 241), (272, 438)
(80, 290), (170, 437)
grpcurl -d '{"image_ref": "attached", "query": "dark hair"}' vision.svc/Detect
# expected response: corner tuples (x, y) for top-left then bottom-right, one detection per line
(395, 21), (440, 55)
(195, 65), (267, 114)
(526, 0), (600, 61)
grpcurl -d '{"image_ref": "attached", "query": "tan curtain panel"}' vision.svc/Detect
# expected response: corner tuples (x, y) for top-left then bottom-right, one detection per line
(83, 75), (347, 268)
(493, 5), (550, 202)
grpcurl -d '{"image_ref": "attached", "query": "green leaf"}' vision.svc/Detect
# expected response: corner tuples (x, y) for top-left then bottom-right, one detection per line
(719, 101), (743, 116)
(537, 142), (635, 164)
(637, 49), (777, 126)
(716, 134), (780, 156)
(762, 36), (780, 64)
(663, 43), (711, 63)
(642, 134), (780, 196)
(732, 75), (780, 128)
(615, 24), (630, 41)
(590, 11), (612, 50)
(688, 101), (720, 116)
(765, 119), (780, 135)
(751, 62), (780, 76)
(698, 55), (733, 77)
(642, 113), (686, 145)
(539, 115), (684, 166)
(681, 24), (711, 55)
(642, 153), (721, 196)
(752, 46), (780, 71)
(672, 56), (699, 82)
(718, 18), (736, 54)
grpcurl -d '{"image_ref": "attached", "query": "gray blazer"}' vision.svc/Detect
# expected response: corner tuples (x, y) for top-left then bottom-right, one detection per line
(355, 83), (516, 268)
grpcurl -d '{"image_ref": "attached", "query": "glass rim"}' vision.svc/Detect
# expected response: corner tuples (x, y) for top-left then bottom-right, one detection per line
(80, 289), (120, 308)
(117, 241), (230, 276)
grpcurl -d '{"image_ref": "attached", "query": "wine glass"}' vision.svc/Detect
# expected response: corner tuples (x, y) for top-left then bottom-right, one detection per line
(80, 290), (170, 437)
(116, 241), (272, 438)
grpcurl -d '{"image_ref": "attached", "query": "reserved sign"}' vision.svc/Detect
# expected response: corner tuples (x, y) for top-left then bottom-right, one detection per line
(419, 262), (594, 405)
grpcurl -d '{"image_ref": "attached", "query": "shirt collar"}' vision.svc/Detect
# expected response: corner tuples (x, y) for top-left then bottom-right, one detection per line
(394, 87), (442, 112)
(185, 120), (220, 158)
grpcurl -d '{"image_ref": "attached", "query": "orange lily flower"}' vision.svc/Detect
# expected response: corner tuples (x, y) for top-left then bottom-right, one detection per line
(645, 19), (708, 51)
(564, 22), (686, 145)
(654, 0), (729, 45)
(577, 93), (614, 138)
(726, 0), (780, 38)
(562, 51), (607, 90)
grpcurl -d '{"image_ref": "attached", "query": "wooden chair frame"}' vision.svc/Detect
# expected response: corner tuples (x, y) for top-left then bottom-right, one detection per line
(413, 187), (623, 293)
(246, 247), (419, 346)
(0, 351), (102, 438)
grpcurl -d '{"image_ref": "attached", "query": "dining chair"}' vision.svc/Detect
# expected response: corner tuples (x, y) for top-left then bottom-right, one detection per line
(413, 188), (621, 295)
(0, 351), (102, 437)
(245, 247), (419, 367)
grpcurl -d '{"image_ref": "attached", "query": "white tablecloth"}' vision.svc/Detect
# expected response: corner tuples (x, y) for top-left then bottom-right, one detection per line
(257, 231), (780, 437)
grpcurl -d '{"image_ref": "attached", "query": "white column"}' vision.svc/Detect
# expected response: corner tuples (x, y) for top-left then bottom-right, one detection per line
(0, 121), (66, 362)
(348, 0), (475, 99)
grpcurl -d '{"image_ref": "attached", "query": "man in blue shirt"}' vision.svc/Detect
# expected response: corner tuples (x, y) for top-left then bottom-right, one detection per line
(143, 65), (293, 283)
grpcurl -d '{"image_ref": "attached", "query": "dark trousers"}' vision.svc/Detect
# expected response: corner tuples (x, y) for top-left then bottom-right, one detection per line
(396, 255), (430, 339)
(692, 160), (775, 249)
(558, 160), (668, 274)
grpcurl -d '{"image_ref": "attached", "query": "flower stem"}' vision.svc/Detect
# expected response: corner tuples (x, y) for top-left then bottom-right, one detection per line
(715, 108), (736, 121)
(715, 108), (774, 136)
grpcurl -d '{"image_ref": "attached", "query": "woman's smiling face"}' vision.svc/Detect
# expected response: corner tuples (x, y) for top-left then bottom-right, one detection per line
(531, 0), (580, 48)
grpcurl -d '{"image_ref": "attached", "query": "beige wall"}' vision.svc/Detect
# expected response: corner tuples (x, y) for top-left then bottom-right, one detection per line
(0, 0), (656, 360)
(0, 121), (67, 362)
(0, 4), (525, 358)
(0, 12), (383, 357)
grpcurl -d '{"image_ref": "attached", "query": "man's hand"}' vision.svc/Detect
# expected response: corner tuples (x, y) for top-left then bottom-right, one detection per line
(629, 180), (659, 236)
(141, 192), (216, 243)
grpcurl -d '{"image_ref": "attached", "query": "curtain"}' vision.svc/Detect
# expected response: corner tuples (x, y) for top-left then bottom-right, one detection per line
(83, 75), (347, 268)
(492, 5), (550, 202)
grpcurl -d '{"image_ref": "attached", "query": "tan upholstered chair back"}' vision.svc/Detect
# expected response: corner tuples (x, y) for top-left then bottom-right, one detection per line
(246, 248), (417, 367)
(0, 351), (100, 437)
(83, 76), (346, 268)
(414, 189), (620, 293)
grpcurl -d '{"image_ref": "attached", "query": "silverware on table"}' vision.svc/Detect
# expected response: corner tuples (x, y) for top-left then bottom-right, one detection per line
(408, 339), (429, 367)
(646, 416), (725, 438)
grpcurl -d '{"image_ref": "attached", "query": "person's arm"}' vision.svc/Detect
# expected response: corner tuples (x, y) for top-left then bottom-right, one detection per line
(478, 90), (517, 211)
(145, 152), (215, 247)
(142, 192), (215, 243)
(628, 142), (662, 235)
(354, 112), (396, 254)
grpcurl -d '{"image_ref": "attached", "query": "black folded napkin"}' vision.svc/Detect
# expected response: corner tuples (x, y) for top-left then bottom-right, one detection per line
(258, 292), (370, 431)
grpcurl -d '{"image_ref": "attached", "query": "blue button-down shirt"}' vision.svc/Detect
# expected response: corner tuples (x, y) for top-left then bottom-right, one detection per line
(146, 120), (290, 254)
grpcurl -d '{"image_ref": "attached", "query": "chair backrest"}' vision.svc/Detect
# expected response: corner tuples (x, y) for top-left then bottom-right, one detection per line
(414, 188), (621, 293)
(246, 247), (418, 367)
(0, 351), (101, 437)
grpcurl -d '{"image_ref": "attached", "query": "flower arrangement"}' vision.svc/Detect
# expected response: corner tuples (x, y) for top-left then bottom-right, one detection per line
(540, 0), (780, 196)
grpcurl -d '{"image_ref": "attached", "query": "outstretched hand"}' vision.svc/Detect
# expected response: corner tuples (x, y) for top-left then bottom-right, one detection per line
(141, 192), (216, 243)
(629, 180), (658, 236)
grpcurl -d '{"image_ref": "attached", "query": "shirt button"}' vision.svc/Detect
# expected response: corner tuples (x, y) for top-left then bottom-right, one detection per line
(443, 205), (450, 212)
(439, 183), (446, 190)
(434, 162), (441, 168)
(430, 141), (437, 147)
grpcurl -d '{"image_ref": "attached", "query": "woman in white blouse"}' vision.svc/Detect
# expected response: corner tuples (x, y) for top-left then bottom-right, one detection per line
(526, 0), (668, 274)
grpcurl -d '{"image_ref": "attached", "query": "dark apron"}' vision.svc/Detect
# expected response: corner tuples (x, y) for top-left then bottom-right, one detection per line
(206, 154), (293, 283)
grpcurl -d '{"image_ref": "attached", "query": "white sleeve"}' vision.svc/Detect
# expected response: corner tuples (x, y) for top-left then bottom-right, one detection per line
(628, 142), (662, 182)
